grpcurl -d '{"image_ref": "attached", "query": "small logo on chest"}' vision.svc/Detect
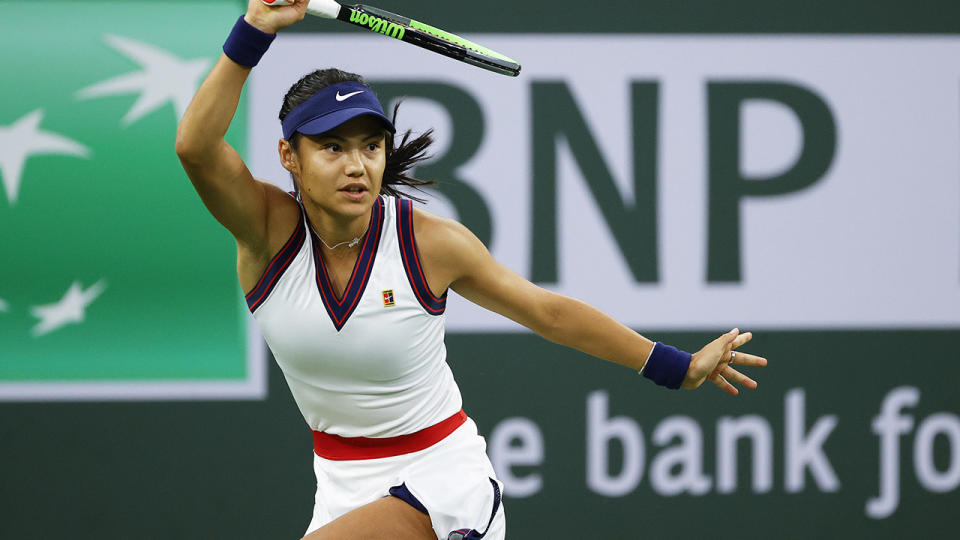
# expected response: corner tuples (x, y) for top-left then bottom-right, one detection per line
(382, 289), (395, 307)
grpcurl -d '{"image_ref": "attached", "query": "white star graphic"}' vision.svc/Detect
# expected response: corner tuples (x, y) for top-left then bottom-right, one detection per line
(0, 110), (90, 205)
(30, 280), (107, 337)
(76, 34), (212, 126)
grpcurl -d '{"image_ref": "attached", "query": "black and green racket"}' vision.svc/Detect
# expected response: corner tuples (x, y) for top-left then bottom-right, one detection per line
(263, 0), (521, 76)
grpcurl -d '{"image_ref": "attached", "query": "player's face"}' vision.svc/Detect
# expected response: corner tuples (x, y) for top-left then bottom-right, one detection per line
(287, 115), (387, 219)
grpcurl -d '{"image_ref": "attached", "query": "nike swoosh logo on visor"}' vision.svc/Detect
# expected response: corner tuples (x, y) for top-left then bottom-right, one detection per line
(335, 90), (365, 101)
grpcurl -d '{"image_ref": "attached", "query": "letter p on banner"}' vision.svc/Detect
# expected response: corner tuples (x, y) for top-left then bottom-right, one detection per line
(706, 82), (837, 282)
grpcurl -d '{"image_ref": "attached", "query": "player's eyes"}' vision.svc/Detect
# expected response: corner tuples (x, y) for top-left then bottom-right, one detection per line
(367, 142), (380, 151)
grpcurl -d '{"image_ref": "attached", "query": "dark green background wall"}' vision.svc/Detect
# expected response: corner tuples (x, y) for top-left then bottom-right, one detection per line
(3, 332), (959, 538)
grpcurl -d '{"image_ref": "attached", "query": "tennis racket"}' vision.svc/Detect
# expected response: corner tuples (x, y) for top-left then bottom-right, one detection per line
(262, 0), (521, 77)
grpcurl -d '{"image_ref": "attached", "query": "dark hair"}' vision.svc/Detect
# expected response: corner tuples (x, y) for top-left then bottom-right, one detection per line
(279, 68), (435, 203)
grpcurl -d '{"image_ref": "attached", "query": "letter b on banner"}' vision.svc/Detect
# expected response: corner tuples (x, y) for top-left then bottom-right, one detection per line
(373, 82), (493, 246)
(587, 391), (644, 497)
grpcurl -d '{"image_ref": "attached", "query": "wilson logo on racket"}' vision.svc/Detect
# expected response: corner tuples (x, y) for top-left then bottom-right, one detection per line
(349, 10), (405, 40)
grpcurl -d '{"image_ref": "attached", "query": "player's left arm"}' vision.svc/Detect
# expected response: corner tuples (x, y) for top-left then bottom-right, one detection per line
(414, 208), (766, 394)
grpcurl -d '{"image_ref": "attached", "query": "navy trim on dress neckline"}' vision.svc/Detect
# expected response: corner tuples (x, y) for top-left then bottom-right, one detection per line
(310, 197), (385, 331)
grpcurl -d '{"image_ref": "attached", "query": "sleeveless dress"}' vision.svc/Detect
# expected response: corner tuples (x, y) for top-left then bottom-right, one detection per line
(246, 194), (505, 538)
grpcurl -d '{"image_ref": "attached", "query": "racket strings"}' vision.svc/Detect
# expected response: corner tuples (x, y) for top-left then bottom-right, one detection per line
(408, 20), (515, 63)
(345, 3), (520, 76)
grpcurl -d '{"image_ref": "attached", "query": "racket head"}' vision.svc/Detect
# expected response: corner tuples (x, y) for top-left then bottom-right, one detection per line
(342, 4), (521, 77)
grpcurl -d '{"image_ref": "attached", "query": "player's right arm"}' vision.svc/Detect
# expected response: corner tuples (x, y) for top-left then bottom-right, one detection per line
(175, 1), (307, 251)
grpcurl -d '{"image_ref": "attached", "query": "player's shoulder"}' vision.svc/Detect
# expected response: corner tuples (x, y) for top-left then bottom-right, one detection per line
(260, 180), (300, 219)
(413, 202), (484, 260)
(410, 204), (476, 250)
(409, 202), (489, 288)
(235, 180), (302, 292)
(242, 179), (300, 253)
(259, 179), (298, 205)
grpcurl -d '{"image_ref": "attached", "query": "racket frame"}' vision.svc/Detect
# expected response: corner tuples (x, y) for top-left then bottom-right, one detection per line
(263, 0), (521, 76)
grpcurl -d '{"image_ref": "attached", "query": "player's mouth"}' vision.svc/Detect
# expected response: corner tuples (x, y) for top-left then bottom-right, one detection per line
(339, 183), (368, 201)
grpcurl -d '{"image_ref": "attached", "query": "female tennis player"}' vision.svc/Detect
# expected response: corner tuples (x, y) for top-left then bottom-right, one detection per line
(176, 1), (767, 538)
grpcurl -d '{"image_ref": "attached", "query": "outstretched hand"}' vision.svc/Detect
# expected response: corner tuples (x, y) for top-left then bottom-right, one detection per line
(245, 0), (309, 35)
(682, 329), (767, 395)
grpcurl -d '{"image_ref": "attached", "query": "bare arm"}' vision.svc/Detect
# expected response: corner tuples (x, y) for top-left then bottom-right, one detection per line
(415, 209), (766, 394)
(174, 1), (308, 248)
(418, 212), (653, 368)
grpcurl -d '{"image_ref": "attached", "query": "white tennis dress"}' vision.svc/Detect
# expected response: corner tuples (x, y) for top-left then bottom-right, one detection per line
(246, 194), (504, 539)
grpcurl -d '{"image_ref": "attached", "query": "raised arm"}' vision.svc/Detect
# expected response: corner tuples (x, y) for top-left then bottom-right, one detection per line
(174, 0), (307, 248)
(415, 208), (766, 395)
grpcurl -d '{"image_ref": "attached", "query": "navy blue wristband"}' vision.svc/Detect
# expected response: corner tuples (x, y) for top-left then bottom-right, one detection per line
(223, 15), (276, 67)
(641, 342), (691, 389)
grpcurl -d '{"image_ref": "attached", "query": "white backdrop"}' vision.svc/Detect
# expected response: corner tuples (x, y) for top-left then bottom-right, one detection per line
(250, 35), (960, 332)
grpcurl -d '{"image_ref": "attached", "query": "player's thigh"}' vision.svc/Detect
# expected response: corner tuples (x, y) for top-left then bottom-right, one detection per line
(301, 495), (436, 540)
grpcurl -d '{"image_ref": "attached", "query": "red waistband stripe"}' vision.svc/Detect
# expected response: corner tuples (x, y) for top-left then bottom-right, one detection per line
(312, 410), (467, 461)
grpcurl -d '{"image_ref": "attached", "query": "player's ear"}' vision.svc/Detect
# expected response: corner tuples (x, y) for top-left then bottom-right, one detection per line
(279, 138), (299, 174)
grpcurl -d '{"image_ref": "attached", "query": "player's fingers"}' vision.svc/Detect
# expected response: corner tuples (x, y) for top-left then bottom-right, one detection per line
(722, 366), (757, 389)
(712, 374), (739, 396)
(731, 331), (753, 349)
(709, 328), (739, 348)
(731, 351), (767, 367)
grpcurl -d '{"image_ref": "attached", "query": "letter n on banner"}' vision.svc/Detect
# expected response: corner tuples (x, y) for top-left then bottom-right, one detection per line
(531, 81), (659, 284)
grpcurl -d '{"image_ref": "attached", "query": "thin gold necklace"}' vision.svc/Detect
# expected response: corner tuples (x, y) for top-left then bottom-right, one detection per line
(310, 223), (366, 250)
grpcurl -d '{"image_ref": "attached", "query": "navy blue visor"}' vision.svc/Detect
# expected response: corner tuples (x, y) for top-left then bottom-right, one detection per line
(281, 81), (396, 141)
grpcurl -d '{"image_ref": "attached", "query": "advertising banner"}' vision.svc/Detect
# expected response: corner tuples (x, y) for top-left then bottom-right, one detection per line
(0, 1), (263, 400)
(251, 35), (960, 332)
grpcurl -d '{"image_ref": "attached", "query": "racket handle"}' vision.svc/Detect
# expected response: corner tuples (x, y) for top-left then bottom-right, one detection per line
(262, 0), (341, 19)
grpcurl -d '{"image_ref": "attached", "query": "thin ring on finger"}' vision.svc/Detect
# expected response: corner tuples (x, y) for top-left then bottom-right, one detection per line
(730, 351), (737, 363)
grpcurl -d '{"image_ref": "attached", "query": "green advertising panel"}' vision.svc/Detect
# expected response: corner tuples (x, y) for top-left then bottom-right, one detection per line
(451, 331), (960, 538)
(0, 1), (258, 400)
(2, 332), (958, 538)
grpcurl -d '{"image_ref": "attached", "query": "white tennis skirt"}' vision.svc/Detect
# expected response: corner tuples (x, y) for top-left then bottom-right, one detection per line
(304, 417), (506, 539)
